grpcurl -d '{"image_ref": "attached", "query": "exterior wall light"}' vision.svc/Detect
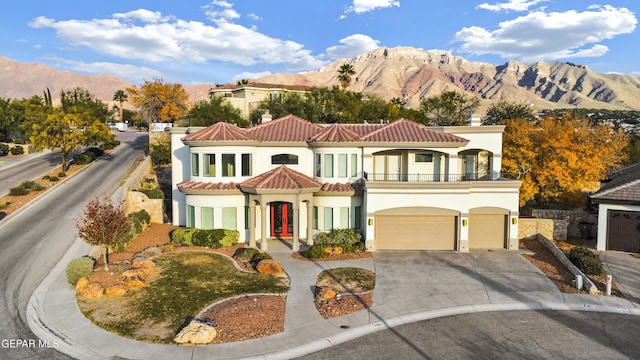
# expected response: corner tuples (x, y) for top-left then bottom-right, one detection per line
(512, 217), (518, 225)
(462, 219), (468, 227)
(368, 218), (373, 226)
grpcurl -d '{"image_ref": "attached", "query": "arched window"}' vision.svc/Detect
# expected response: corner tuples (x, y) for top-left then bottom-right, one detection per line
(271, 154), (299, 165)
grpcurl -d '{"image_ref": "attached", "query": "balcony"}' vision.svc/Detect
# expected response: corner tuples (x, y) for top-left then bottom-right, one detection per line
(364, 172), (518, 182)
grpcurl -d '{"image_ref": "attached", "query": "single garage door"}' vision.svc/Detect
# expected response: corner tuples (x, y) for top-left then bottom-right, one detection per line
(607, 210), (640, 253)
(469, 214), (507, 249)
(376, 215), (456, 250)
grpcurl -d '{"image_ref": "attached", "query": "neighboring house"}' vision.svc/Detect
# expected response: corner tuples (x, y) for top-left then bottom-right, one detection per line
(208, 83), (312, 120)
(591, 163), (640, 253)
(170, 114), (521, 252)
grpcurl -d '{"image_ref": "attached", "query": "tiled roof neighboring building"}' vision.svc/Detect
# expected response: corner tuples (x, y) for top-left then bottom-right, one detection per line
(240, 165), (322, 190)
(591, 163), (640, 203)
(182, 122), (253, 142)
(318, 182), (360, 193)
(245, 114), (324, 142)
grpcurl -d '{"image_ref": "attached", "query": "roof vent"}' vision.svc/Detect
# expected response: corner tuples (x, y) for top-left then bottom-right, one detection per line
(261, 110), (273, 124)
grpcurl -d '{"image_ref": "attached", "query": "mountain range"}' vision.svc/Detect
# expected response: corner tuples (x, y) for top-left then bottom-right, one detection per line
(2, 47), (639, 113)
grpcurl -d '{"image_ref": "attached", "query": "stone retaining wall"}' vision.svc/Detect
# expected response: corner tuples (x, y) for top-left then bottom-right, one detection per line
(518, 218), (563, 241)
(531, 209), (597, 239)
(123, 156), (164, 223)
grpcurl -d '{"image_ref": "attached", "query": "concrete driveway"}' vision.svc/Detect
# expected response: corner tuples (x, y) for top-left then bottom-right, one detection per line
(370, 249), (563, 320)
(600, 251), (640, 305)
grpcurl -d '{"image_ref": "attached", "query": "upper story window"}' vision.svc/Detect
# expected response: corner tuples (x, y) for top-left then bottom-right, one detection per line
(415, 153), (433, 163)
(242, 153), (252, 176)
(191, 154), (199, 176)
(271, 153), (298, 165)
(222, 154), (235, 177)
(204, 154), (215, 177)
(315, 153), (358, 179)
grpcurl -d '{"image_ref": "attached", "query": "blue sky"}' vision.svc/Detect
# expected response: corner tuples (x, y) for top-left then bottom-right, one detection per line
(1, 0), (637, 85)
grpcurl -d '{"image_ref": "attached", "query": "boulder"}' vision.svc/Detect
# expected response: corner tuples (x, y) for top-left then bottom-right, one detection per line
(132, 259), (157, 278)
(174, 321), (217, 344)
(79, 282), (104, 299)
(75, 277), (90, 293)
(255, 259), (285, 276)
(105, 285), (127, 297)
(318, 288), (336, 299)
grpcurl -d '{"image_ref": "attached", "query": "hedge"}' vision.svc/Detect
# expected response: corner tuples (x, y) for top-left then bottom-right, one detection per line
(568, 246), (603, 275)
(171, 227), (239, 248)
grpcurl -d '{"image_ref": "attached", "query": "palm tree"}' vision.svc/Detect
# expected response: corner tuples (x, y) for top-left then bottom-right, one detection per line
(113, 90), (128, 123)
(337, 63), (356, 89)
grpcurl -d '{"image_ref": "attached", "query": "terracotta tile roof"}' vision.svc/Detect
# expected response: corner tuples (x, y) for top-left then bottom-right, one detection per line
(318, 182), (358, 192)
(177, 180), (240, 191)
(340, 123), (386, 136)
(591, 163), (640, 202)
(182, 122), (254, 142)
(240, 166), (322, 190)
(210, 82), (313, 91)
(358, 118), (468, 143)
(309, 124), (360, 142)
(246, 114), (324, 142)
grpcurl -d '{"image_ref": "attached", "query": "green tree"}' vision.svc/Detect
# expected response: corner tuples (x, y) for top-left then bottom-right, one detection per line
(502, 113), (628, 208)
(419, 91), (480, 126)
(30, 109), (111, 171)
(127, 79), (189, 125)
(236, 79), (249, 86)
(60, 87), (109, 122)
(76, 196), (131, 271)
(337, 63), (356, 89)
(188, 97), (246, 127)
(113, 89), (128, 123)
(484, 100), (536, 124)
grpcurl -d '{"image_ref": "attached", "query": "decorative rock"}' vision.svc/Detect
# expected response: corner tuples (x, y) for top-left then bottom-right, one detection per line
(174, 321), (217, 344)
(318, 288), (336, 299)
(75, 277), (89, 293)
(123, 277), (145, 289)
(105, 285), (127, 297)
(324, 247), (333, 254)
(333, 247), (343, 255)
(79, 282), (104, 299)
(255, 260), (285, 276)
(132, 258), (156, 277)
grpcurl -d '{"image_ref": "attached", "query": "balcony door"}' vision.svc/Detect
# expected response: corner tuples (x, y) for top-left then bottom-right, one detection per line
(373, 153), (401, 181)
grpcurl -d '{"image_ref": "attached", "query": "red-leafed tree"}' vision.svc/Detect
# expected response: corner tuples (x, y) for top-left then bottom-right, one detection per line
(76, 196), (131, 271)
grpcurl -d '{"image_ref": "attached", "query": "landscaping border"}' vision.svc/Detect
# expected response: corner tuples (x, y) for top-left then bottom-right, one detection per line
(536, 235), (598, 294)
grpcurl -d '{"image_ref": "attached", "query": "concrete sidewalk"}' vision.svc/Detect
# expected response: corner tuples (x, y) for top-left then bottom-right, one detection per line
(28, 238), (640, 360)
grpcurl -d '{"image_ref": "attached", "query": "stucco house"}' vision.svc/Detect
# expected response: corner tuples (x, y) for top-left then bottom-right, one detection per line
(591, 162), (640, 253)
(170, 114), (521, 252)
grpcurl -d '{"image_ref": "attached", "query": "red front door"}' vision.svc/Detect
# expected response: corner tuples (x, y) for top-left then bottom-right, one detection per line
(271, 202), (293, 237)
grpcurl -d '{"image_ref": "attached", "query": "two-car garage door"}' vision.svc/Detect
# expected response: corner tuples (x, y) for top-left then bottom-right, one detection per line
(375, 207), (458, 250)
(375, 207), (508, 250)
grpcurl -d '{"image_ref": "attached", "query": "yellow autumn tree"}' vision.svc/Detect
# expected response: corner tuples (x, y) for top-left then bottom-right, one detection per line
(503, 113), (628, 208)
(126, 79), (189, 125)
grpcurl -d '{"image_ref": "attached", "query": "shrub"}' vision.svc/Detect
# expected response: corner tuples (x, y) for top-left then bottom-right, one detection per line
(49, 176), (59, 182)
(58, 172), (67, 178)
(304, 244), (330, 259)
(139, 188), (164, 199)
(250, 252), (272, 267)
(127, 209), (151, 234)
(9, 186), (28, 196)
(41, 175), (50, 180)
(568, 246), (604, 275)
(19, 180), (37, 189)
(192, 229), (216, 247)
(65, 256), (95, 286)
(73, 154), (93, 165)
(219, 229), (240, 247)
(171, 227), (199, 246)
(13, 138), (24, 144)
(233, 247), (261, 261)
(0, 143), (9, 154)
(315, 228), (363, 253)
(10, 146), (24, 155)
(150, 136), (171, 166)
(85, 147), (104, 158)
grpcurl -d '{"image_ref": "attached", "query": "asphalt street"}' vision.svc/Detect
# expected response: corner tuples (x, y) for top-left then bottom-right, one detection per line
(300, 310), (640, 360)
(0, 131), (148, 360)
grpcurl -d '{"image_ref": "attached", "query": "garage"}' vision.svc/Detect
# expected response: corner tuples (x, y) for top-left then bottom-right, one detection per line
(469, 208), (509, 249)
(607, 210), (640, 253)
(375, 207), (458, 250)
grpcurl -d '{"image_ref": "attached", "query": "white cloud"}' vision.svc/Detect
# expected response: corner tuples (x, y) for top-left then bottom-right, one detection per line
(454, 5), (637, 62)
(247, 13), (262, 21)
(28, 5), (325, 71)
(477, 0), (548, 13)
(45, 56), (162, 80)
(344, 0), (400, 15)
(232, 71), (272, 81)
(325, 34), (380, 60)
